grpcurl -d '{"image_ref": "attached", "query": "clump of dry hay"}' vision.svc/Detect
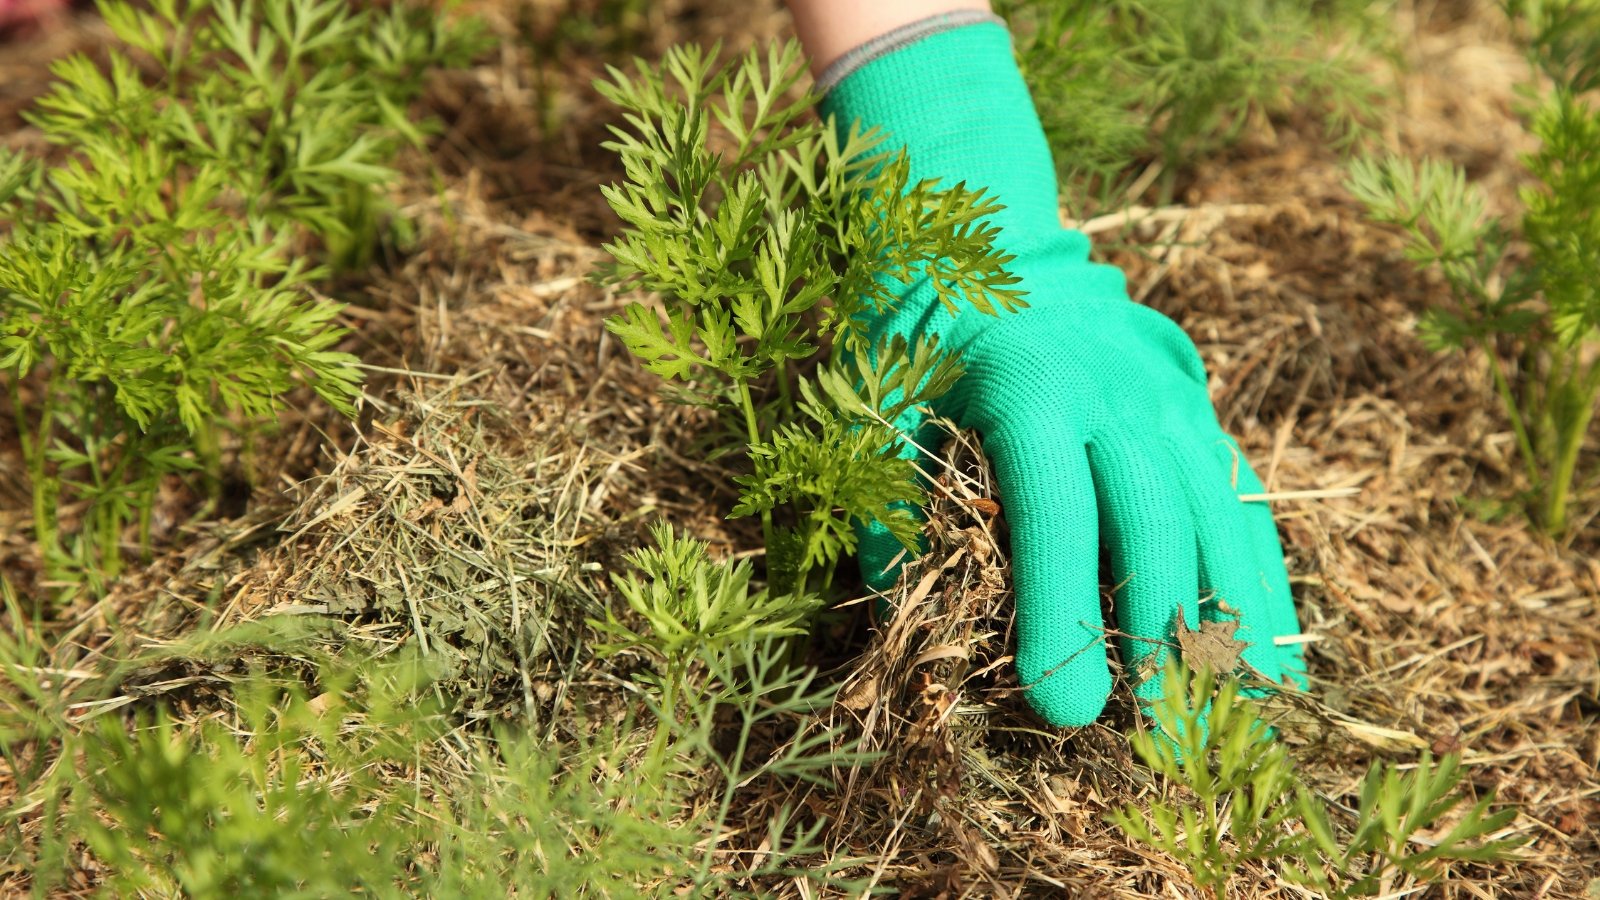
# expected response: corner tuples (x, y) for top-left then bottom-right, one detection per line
(804, 430), (1183, 897)
(211, 380), (621, 728)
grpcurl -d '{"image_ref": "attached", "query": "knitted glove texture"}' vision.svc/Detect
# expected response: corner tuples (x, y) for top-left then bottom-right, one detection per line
(822, 20), (1306, 727)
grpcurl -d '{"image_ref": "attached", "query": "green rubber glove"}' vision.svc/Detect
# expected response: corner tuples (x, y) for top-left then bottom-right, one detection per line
(823, 17), (1307, 727)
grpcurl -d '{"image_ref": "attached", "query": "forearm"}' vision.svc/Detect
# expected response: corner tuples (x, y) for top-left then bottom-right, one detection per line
(784, 0), (993, 79)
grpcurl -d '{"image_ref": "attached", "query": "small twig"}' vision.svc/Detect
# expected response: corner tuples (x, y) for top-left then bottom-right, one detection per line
(1238, 487), (1361, 502)
(1069, 202), (1271, 236)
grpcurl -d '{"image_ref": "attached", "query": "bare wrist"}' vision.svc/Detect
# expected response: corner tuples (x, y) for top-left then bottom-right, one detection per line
(784, 0), (994, 79)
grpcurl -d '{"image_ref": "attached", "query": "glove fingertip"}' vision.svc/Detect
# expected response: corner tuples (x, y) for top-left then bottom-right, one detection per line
(1019, 652), (1112, 727)
(1028, 681), (1109, 728)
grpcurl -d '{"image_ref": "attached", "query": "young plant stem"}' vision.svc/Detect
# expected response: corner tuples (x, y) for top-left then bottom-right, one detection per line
(644, 662), (682, 775)
(1543, 356), (1600, 535)
(85, 390), (127, 581)
(194, 419), (224, 512)
(775, 360), (793, 418)
(1485, 345), (1541, 488)
(734, 379), (774, 549)
(13, 376), (61, 576)
(136, 476), (155, 561)
(95, 433), (141, 581)
(696, 706), (756, 886)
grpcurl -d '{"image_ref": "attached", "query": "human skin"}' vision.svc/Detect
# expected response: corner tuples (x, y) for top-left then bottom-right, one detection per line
(785, 0), (992, 76)
(0, 0), (68, 33)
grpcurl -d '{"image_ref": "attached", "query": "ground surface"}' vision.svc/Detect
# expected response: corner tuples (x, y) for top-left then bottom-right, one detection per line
(1, 1), (1597, 897)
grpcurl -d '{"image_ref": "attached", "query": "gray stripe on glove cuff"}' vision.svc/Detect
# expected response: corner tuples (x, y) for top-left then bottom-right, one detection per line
(814, 10), (1010, 94)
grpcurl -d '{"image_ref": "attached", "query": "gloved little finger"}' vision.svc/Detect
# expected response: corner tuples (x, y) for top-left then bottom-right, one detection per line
(1220, 437), (1308, 688)
(1183, 439), (1287, 689)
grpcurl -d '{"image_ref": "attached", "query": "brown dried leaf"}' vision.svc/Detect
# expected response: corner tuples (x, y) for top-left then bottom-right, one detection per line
(1175, 606), (1250, 674)
(968, 497), (1000, 518)
(407, 496), (445, 522)
(837, 677), (879, 711)
(305, 692), (340, 716)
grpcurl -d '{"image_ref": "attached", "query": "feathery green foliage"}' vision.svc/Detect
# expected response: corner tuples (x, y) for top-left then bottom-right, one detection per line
(1111, 663), (1522, 898)
(79, 705), (409, 897)
(1110, 665), (1305, 894)
(592, 521), (824, 733)
(995, 0), (1386, 207)
(5, 645), (694, 897)
(595, 522), (822, 668)
(1346, 1), (1600, 535)
(30, 0), (487, 255)
(0, 0), (482, 593)
(416, 727), (692, 898)
(594, 40), (1022, 595)
(1286, 752), (1525, 897)
(592, 525), (878, 894)
(3, 613), (869, 895)
(669, 634), (880, 893)
(1506, 0), (1600, 93)
(1, 374), (880, 894)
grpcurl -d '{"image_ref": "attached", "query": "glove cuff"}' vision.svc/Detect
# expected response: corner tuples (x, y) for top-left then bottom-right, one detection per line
(814, 10), (1006, 92)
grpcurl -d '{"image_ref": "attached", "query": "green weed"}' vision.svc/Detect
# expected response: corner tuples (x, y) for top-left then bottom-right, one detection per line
(2, 610), (867, 896)
(0, 0), (482, 594)
(1346, 0), (1600, 535)
(1111, 662), (1522, 898)
(593, 521), (821, 728)
(593, 523), (879, 892)
(5, 645), (694, 898)
(0, 376), (876, 894)
(996, 0), (1388, 207)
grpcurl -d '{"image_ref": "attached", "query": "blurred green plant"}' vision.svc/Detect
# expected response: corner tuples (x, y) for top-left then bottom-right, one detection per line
(3, 631), (697, 898)
(594, 40), (1021, 597)
(3, 599), (869, 895)
(1505, 0), (1600, 93)
(0, 0), (483, 593)
(515, 0), (664, 141)
(995, 0), (1388, 208)
(674, 635), (879, 892)
(523, 0), (659, 61)
(79, 703), (409, 896)
(1345, 0), (1600, 536)
(1111, 662), (1523, 898)
(1110, 664), (1305, 894)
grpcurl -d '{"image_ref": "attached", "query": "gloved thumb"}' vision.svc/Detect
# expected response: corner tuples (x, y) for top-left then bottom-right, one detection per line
(855, 501), (927, 593)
